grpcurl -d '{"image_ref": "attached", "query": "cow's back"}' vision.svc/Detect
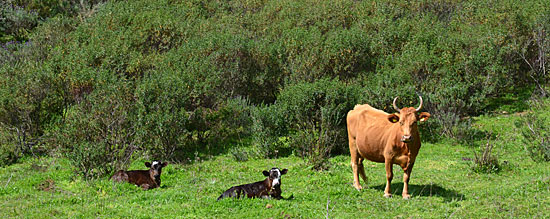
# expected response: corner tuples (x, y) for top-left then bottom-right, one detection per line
(347, 104), (395, 162)
(126, 170), (155, 187)
(347, 104), (389, 136)
(111, 170), (129, 182)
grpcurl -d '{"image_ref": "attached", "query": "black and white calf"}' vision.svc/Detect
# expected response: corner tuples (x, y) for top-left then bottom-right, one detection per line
(217, 168), (288, 201)
(111, 161), (168, 190)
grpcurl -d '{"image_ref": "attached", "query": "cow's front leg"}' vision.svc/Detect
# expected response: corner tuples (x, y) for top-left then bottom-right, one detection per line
(141, 184), (151, 190)
(402, 162), (415, 199)
(384, 159), (393, 198)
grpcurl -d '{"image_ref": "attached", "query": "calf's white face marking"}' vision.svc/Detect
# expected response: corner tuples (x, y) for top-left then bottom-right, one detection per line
(152, 161), (160, 168)
(271, 168), (281, 187)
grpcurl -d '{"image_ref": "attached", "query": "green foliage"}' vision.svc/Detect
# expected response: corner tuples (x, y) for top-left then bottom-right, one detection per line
(0, 1), (38, 42)
(2, 0), (550, 171)
(0, 57), (66, 165)
(471, 134), (501, 173)
(56, 83), (138, 179)
(13, 0), (111, 19)
(0, 126), (20, 166)
(291, 121), (335, 171)
(253, 79), (361, 164)
(250, 105), (289, 158)
(516, 99), (550, 162)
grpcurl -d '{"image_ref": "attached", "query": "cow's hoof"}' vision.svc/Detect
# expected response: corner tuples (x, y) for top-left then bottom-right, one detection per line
(402, 194), (411, 200)
(354, 185), (363, 191)
(383, 193), (392, 198)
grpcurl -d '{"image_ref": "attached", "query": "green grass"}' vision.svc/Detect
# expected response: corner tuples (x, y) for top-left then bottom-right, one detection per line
(1, 114), (549, 218)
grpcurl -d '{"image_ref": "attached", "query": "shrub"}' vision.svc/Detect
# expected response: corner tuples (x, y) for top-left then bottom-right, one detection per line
(516, 99), (550, 162)
(230, 146), (249, 162)
(56, 83), (138, 179)
(135, 70), (253, 161)
(0, 59), (66, 165)
(2, 0), (550, 169)
(250, 104), (289, 159)
(471, 133), (501, 173)
(253, 78), (361, 162)
(0, 126), (20, 166)
(133, 72), (193, 161)
(0, 1), (38, 42)
(292, 118), (338, 171)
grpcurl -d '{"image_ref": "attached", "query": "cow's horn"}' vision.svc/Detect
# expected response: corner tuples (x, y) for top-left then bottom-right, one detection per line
(415, 96), (423, 112)
(393, 96), (401, 113)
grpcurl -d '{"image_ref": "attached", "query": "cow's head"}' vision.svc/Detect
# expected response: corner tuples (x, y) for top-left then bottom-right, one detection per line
(263, 168), (288, 187)
(145, 161), (168, 179)
(388, 96), (431, 143)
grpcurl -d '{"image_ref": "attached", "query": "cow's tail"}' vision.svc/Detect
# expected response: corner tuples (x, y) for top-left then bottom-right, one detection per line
(217, 194), (225, 201)
(217, 187), (238, 201)
(217, 188), (231, 201)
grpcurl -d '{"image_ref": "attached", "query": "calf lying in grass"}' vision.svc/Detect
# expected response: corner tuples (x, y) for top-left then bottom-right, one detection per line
(111, 161), (167, 190)
(217, 168), (288, 201)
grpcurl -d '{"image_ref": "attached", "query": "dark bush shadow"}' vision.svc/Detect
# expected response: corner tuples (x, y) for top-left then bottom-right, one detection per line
(371, 183), (465, 202)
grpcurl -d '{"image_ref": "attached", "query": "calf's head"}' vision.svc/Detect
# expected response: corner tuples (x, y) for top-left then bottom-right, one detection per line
(145, 161), (168, 179)
(388, 96), (431, 143)
(262, 168), (288, 187)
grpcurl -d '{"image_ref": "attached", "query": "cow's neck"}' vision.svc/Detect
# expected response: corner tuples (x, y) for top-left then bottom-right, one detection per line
(263, 178), (273, 193)
(149, 171), (161, 187)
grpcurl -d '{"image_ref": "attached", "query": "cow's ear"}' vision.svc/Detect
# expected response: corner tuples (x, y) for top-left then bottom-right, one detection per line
(161, 162), (168, 167)
(387, 114), (399, 123)
(419, 112), (431, 122)
(145, 162), (152, 168)
(263, 170), (270, 176)
(281, 169), (288, 175)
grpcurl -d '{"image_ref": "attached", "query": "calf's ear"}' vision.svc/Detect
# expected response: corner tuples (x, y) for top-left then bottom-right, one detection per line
(281, 169), (288, 175)
(387, 114), (399, 123)
(263, 170), (270, 176)
(145, 162), (152, 168)
(419, 112), (431, 122)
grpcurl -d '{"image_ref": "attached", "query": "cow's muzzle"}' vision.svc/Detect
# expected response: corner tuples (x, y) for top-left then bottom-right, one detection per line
(401, 135), (413, 143)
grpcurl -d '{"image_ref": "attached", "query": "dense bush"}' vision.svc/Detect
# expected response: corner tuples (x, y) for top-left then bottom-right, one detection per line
(1, 0), (108, 43)
(1, 0), (550, 173)
(516, 99), (550, 162)
(0, 1), (38, 42)
(250, 104), (290, 159)
(56, 83), (138, 179)
(252, 79), (361, 166)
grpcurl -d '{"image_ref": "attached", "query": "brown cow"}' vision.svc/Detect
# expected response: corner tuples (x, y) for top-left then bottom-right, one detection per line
(346, 96), (430, 199)
(111, 161), (168, 190)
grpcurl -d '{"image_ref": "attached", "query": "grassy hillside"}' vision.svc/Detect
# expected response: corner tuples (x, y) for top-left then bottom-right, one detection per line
(1, 114), (549, 218)
(1, 0), (550, 217)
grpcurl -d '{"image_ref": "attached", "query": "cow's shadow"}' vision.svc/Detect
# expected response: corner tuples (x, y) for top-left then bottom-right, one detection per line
(371, 183), (465, 202)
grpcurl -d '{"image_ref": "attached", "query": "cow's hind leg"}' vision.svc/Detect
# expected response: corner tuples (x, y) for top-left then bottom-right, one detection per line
(384, 159), (393, 198)
(358, 157), (368, 185)
(349, 137), (362, 190)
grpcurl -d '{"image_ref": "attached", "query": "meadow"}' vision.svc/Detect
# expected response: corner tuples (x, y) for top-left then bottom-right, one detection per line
(1, 113), (549, 218)
(1, 0), (550, 218)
